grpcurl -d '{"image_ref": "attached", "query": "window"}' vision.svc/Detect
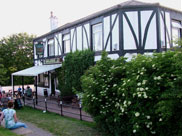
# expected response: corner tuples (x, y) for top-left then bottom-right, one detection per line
(112, 14), (119, 51)
(92, 23), (103, 51)
(63, 34), (70, 53)
(48, 39), (55, 56)
(172, 20), (182, 46)
(38, 72), (49, 88)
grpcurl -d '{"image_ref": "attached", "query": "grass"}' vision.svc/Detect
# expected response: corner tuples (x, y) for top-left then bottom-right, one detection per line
(16, 106), (103, 136)
(0, 127), (19, 136)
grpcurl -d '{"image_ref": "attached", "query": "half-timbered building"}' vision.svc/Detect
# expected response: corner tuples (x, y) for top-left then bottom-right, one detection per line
(12, 0), (182, 98)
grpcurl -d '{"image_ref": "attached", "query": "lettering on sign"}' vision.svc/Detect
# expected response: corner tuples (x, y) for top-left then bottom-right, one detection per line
(44, 58), (62, 64)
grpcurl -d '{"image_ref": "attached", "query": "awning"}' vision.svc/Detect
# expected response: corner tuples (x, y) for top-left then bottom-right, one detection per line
(12, 64), (61, 76)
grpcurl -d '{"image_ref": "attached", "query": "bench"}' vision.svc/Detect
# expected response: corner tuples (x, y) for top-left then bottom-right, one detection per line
(72, 97), (80, 107)
(49, 92), (61, 106)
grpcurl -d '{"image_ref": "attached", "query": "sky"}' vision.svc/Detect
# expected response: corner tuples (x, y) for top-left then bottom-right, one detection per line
(0, 0), (181, 39)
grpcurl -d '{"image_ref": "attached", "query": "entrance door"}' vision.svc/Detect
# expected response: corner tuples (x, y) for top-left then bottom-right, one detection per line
(51, 75), (55, 96)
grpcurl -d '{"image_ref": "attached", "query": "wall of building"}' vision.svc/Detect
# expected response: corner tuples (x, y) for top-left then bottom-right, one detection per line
(33, 5), (182, 65)
(33, 5), (182, 96)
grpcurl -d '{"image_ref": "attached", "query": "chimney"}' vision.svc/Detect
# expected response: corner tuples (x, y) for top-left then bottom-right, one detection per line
(50, 11), (58, 31)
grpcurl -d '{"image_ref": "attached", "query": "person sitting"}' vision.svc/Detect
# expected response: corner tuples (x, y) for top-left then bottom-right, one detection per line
(26, 86), (32, 98)
(8, 90), (12, 95)
(0, 92), (2, 101)
(14, 94), (22, 109)
(0, 101), (2, 111)
(1, 92), (9, 111)
(0, 101), (27, 129)
(7, 94), (12, 101)
(0, 85), (2, 93)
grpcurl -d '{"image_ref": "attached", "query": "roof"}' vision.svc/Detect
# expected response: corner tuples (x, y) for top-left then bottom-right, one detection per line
(34, 0), (182, 41)
(12, 64), (61, 76)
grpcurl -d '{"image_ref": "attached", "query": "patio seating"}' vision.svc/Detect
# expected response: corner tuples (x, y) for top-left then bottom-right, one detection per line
(1, 97), (9, 110)
(25, 88), (33, 98)
(72, 96), (79, 107)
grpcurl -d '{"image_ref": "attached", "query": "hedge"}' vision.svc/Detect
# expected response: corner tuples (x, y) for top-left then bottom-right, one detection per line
(81, 50), (182, 136)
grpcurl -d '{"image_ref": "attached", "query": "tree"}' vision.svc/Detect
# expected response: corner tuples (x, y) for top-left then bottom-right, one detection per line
(0, 33), (36, 86)
(0, 58), (7, 85)
(57, 49), (94, 96)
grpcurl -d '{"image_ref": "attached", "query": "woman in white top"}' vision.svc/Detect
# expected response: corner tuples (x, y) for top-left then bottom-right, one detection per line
(0, 101), (27, 129)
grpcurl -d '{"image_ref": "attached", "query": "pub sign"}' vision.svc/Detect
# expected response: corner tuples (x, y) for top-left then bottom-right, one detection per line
(35, 42), (44, 55)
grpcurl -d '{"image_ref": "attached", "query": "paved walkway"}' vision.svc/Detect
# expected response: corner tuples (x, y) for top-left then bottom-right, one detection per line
(1, 120), (54, 136)
(22, 121), (54, 136)
(24, 95), (93, 122)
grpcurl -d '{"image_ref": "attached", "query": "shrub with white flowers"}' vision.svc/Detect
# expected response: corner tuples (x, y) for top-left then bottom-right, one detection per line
(81, 51), (182, 136)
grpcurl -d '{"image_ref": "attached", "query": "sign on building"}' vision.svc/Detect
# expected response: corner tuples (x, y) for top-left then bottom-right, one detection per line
(35, 42), (44, 55)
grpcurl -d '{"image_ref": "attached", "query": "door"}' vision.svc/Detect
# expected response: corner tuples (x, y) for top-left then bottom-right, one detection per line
(51, 74), (55, 96)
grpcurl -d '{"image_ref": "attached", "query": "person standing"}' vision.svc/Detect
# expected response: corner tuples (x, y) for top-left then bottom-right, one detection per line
(17, 86), (22, 97)
(0, 101), (27, 129)
(26, 86), (32, 98)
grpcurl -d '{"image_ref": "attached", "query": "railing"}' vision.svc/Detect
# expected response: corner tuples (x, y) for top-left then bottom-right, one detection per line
(21, 95), (92, 122)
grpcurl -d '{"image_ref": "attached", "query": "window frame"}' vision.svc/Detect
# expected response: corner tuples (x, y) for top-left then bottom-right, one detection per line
(92, 23), (103, 51)
(172, 20), (182, 46)
(48, 38), (55, 57)
(62, 33), (71, 54)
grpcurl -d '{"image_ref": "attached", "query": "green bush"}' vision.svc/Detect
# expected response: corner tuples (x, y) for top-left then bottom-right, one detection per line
(81, 51), (182, 136)
(57, 49), (94, 96)
(0, 58), (7, 85)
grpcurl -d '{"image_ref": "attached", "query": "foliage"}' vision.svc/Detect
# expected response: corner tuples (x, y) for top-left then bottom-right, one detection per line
(0, 58), (7, 85)
(173, 38), (182, 47)
(57, 49), (94, 96)
(0, 33), (35, 86)
(81, 51), (182, 136)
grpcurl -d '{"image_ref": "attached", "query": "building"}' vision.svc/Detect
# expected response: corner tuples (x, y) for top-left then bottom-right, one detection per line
(12, 0), (182, 100)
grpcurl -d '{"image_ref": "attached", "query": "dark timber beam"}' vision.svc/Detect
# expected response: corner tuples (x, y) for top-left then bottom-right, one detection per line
(22, 76), (24, 95)
(35, 76), (38, 104)
(12, 75), (15, 96)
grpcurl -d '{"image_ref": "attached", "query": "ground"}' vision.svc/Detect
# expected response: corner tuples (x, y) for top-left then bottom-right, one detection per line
(1, 120), (54, 136)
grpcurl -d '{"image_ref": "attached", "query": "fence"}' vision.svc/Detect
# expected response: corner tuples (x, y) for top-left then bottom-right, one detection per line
(21, 95), (93, 122)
